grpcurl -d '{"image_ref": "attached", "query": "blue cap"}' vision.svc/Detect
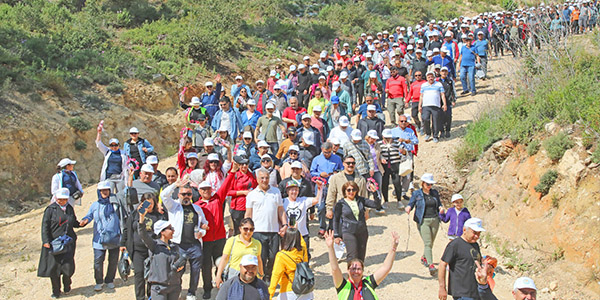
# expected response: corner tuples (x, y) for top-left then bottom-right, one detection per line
(331, 96), (340, 104)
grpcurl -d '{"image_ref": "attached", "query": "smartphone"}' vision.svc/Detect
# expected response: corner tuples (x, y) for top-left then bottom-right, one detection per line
(138, 201), (151, 214)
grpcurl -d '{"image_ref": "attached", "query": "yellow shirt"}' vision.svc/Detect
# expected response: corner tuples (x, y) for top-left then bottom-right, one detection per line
(346, 199), (360, 220)
(223, 235), (262, 271)
(268, 238), (308, 298)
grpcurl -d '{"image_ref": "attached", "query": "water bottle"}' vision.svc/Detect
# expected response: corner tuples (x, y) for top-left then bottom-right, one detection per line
(123, 251), (129, 260)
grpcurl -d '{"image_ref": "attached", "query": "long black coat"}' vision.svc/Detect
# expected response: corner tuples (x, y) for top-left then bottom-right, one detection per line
(37, 203), (82, 278)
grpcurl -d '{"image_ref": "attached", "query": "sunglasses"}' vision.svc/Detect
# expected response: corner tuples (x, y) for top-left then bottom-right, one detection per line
(180, 192), (192, 196)
(109, 144), (119, 147)
(399, 120), (407, 123)
(163, 226), (174, 231)
(261, 159), (272, 162)
(241, 227), (255, 232)
(288, 151), (298, 155)
(130, 133), (139, 135)
(344, 161), (356, 165)
(415, 74), (422, 77)
(209, 161), (219, 164)
(206, 86), (213, 88)
(346, 188), (357, 192)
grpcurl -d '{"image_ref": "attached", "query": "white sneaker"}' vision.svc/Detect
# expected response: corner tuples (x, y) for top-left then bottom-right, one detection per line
(424, 135), (431, 141)
(106, 282), (115, 289)
(397, 202), (405, 209)
(375, 208), (386, 214)
(187, 295), (197, 300)
(94, 284), (103, 291)
(381, 203), (388, 209)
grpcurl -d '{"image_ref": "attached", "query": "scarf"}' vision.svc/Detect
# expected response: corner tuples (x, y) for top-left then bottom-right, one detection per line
(351, 278), (364, 300)
(97, 190), (114, 218)
(110, 149), (121, 155)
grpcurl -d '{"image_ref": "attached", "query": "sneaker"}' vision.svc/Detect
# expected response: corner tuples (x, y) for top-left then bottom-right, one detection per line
(421, 256), (428, 267)
(402, 195), (410, 201)
(375, 208), (386, 214)
(445, 132), (450, 138)
(202, 291), (211, 299)
(429, 264), (438, 276)
(318, 230), (326, 239)
(106, 282), (115, 289)
(418, 128), (424, 135)
(433, 137), (439, 143)
(471, 92), (477, 96)
(424, 135), (431, 142)
(397, 202), (405, 209)
(381, 203), (388, 209)
(51, 294), (60, 299)
(187, 294), (197, 300)
(94, 284), (103, 291)
(460, 90), (470, 95)
(63, 286), (71, 294)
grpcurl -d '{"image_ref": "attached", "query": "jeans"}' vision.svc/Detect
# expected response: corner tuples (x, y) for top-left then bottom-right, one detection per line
(381, 79), (388, 107)
(268, 142), (279, 156)
(460, 65), (476, 93)
(417, 217), (440, 265)
(179, 242), (203, 296)
(411, 102), (421, 129)
(201, 238), (226, 293)
(94, 247), (119, 285)
(442, 104), (453, 134)
(253, 232), (280, 279)
(317, 186), (329, 231)
(454, 297), (476, 300)
(422, 106), (442, 138)
(387, 97), (404, 124)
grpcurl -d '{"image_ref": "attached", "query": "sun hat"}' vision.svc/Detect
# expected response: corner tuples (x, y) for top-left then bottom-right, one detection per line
(153, 220), (172, 235)
(57, 158), (76, 168)
(140, 164), (155, 173)
(421, 173), (436, 184)
(464, 217), (486, 232)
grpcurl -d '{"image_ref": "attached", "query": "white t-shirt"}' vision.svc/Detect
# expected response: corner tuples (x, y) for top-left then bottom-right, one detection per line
(282, 197), (313, 236)
(420, 81), (445, 107)
(220, 111), (231, 132)
(246, 186), (283, 233)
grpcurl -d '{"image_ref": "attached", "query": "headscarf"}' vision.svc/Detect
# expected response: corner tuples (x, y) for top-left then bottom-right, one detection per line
(97, 190), (115, 218)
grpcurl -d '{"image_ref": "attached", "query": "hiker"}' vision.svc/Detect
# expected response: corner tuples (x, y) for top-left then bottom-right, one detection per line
(51, 158), (84, 207)
(379, 128), (408, 208)
(123, 127), (154, 178)
(282, 179), (323, 258)
(419, 71), (447, 143)
(457, 34), (480, 96)
(439, 194), (472, 240)
(96, 127), (129, 195)
(216, 254), (269, 300)
(268, 227), (312, 299)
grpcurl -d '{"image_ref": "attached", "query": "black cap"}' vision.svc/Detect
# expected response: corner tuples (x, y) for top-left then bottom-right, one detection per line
(198, 114), (207, 121)
(287, 126), (297, 134)
(233, 155), (249, 165)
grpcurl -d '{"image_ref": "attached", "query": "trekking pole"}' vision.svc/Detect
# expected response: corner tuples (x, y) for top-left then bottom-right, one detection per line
(404, 213), (411, 256)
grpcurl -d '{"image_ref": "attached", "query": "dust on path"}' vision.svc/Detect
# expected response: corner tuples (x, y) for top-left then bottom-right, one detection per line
(0, 54), (526, 299)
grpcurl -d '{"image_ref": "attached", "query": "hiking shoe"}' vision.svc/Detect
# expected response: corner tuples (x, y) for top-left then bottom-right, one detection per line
(51, 294), (60, 299)
(445, 132), (450, 138)
(471, 92), (477, 96)
(63, 286), (71, 294)
(94, 284), (103, 291)
(424, 135), (432, 142)
(421, 256), (428, 267)
(186, 294), (197, 300)
(433, 137), (439, 143)
(429, 264), (438, 276)
(381, 203), (388, 209)
(318, 230), (326, 239)
(375, 208), (386, 214)
(203, 291), (211, 299)
(397, 202), (405, 209)
(461, 90), (470, 95)
(106, 282), (115, 289)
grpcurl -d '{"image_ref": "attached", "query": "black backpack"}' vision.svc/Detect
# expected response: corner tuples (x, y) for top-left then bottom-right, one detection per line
(281, 252), (315, 295)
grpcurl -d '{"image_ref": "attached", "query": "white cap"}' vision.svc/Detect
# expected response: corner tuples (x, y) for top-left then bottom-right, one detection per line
(290, 65), (297, 71)
(433, 47), (440, 52)
(477, 19), (484, 24)
(198, 181), (212, 189)
(273, 84), (281, 90)
(513, 277), (537, 291)
(235, 75), (243, 80)
(243, 131), (253, 139)
(407, 45), (414, 50)
(383, 30), (389, 34)
(461, 34), (468, 39)
(367, 104), (376, 111)
(445, 31), (453, 37)
(56, 187), (70, 199)
(335, 60), (343, 65)
(369, 72), (377, 78)
(339, 116), (350, 127)
(265, 102), (275, 110)
(218, 125), (229, 132)
(320, 51), (327, 58)
(311, 64), (319, 69)
(451, 194), (464, 202)
(351, 129), (362, 141)
(367, 35), (373, 40)
(287, 161), (301, 169)
(443, 48), (451, 53)
(332, 81), (341, 89)
(153, 220), (172, 235)
(426, 50), (433, 57)
(302, 131), (315, 146)
(365, 52), (372, 58)
(340, 71), (348, 79)
(343, 42), (350, 47)
(240, 254), (259, 266)
(191, 96), (201, 106)
(367, 130), (379, 139)
(140, 164), (155, 173)
(373, 39), (380, 44)
(421, 173), (436, 184)
(269, 70), (277, 77)
(464, 217), (486, 232)
(247, 99), (256, 106)
(129, 127), (140, 133)
(205, 81), (213, 87)
(261, 154), (272, 160)
(207, 153), (219, 161)
(298, 64), (306, 69)
(340, 50), (347, 56)
(415, 48), (423, 54)
(426, 70), (435, 76)
(186, 152), (199, 160)
(382, 129), (393, 138)
(97, 180), (112, 190)
(109, 138), (119, 145)
(313, 105), (322, 112)
(303, 56), (310, 61)
(353, 57), (361, 62)
(326, 66), (334, 72)
(204, 138), (214, 146)
(417, 39), (424, 43)
(146, 155), (159, 164)
(329, 137), (341, 145)
(57, 158), (76, 168)
(255, 79), (264, 84)
(301, 113), (312, 120)
(318, 75), (326, 80)
(257, 140), (270, 148)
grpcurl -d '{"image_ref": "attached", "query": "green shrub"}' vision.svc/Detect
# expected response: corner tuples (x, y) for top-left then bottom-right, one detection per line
(29, 93), (43, 103)
(534, 170), (558, 196)
(106, 82), (125, 94)
(543, 133), (574, 161)
(526, 140), (540, 156)
(453, 145), (479, 169)
(592, 147), (600, 164)
(68, 117), (92, 132)
(74, 139), (87, 150)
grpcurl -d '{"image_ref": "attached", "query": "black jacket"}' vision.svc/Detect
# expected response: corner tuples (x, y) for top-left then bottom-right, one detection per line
(139, 223), (182, 286)
(121, 211), (166, 257)
(333, 195), (381, 238)
(38, 203), (82, 278)
(357, 116), (385, 140)
(298, 71), (311, 92)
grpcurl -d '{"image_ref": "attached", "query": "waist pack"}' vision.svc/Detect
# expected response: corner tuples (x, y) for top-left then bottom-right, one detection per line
(282, 252), (315, 295)
(50, 234), (73, 256)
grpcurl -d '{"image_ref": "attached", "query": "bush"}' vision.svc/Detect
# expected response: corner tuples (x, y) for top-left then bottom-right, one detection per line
(526, 140), (540, 156)
(68, 117), (92, 132)
(543, 133), (574, 161)
(534, 170), (558, 196)
(29, 93), (43, 103)
(592, 147), (600, 164)
(106, 82), (125, 94)
(453, 145), (479, 169)
(74, 139), (87, 150)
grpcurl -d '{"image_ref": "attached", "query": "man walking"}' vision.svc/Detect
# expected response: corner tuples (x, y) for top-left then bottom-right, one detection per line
(419, 71), (447, 143)
(385, 67), (409, 125)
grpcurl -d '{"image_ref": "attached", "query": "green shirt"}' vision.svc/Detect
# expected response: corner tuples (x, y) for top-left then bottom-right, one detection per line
(256, 115), (283, 142)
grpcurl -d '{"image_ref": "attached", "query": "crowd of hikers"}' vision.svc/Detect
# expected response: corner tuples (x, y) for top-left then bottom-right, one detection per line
(37, 3), (594, 299)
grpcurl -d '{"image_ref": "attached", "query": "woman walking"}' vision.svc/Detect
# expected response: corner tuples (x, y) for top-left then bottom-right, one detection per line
(51, 158), (84, 206)
(38, 188), (84, 298)
(268, 228), (312, 300)
(405, 173), (443, 276)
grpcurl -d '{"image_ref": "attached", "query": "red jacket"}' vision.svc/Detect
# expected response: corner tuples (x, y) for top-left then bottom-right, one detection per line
(407, 123), (419, 156)
(227, 170), (258, 211)
(385, 75), (408, 99)
(407, 80), (426, 103)
(194, 172), (234, 242)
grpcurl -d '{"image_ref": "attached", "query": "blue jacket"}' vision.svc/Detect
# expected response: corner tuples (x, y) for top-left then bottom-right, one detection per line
(200, 82), (222, 119)
(231, 84), (253, 100)
(211, 108), (244, 140)
(240, 110), (262, 130)
(430, 55), (456, 78)
(82, 196), (122, 250)
(407, 189), (442, 225)
(310, 153), (343, 182)
(123, 138), (154, 164)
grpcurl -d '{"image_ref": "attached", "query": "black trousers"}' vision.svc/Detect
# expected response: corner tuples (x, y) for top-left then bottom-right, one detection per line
(422, 106), (442, 137)
(342, 229), (369, 262)
(151, 283), (181, 300)
(411, 102), (422, 129)
(201, 238), (226, 293)
(230, 209), (246, 235)
(253, 232), (280, 279)
(50, 272), (72, 296)
(382, 163), (403, 203)
(133, 249), (150, 300)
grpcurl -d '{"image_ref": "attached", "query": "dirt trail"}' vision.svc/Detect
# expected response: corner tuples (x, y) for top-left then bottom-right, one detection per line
(0, 54), (528, 299)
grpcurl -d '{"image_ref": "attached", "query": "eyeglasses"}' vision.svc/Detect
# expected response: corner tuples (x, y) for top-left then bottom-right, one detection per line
(241, 227), (255, 232)
(346, 188), (357, 192)
(261, 159), (272, 163)
(209, 161), (219, 164)
(344, 161), (356, 165)
(399, 120), (407, 123)
(288, 151), (298, 155)
(109, 144), (119, 147)
(180, 192), (192, 196)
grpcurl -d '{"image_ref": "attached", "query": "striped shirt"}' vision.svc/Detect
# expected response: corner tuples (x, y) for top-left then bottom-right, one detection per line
(420, 81), (445, 107)
(378, 140), (406, 165)
(343, 140), (375, 176)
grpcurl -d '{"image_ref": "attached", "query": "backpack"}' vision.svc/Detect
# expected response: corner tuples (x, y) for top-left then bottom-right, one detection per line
(281, 252), (315, 295)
